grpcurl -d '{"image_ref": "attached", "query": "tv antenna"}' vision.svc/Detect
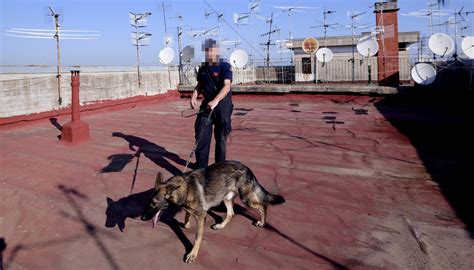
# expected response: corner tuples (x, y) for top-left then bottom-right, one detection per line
(401, 7), (450, 35)
(233, 12), (250, 47)
(432, 7), (473, 57)
(346, 11), (366, 82)
(204, 9), (215, 34)
(191, 26), (219, 38)
(433, 20), (452, 34)
(310, 10), (338, 48)
(158, 2), (172, 45)
(248, 0), (260, 65)
(272, 5), (319, 44)
(460, 25), (470, 38)
(310, 9), (337, 82)
(205, 9), (214, 22)
(130, 12), (152, 88)
(453, 7), (473, 57)
(5, 6), (100, 105)
(50, 6), (63, 105)
(170, 15), (185, 84)
(259, 12), (280, 70)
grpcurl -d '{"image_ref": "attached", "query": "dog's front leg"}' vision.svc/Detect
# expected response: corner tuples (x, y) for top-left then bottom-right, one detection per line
(183, 212), (191, 229)
(185, 214), (205, 264)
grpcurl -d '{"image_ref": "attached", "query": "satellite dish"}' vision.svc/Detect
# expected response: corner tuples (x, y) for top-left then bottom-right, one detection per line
(411, 63), (437, 85)
(316, 48), (333, 63)
(302, 37), (319, 54)
(229, 49), (248, 68)
(182, 45), (195, 62)
(428, 33), (455, 57)
(159, 47), (174, 65)
(461, 36), (474, 59)
(357, 36), (379, 57)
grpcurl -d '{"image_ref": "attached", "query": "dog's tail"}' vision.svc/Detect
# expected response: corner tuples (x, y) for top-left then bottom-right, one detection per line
(264, 193), (286, 205)
(246, 167), (286, 206)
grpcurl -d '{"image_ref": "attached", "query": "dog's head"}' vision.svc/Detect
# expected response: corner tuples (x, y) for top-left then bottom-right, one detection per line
(140, 172), (186, 221)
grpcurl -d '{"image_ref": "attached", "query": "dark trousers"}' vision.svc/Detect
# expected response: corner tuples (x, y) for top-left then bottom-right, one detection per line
(194, 98), (233, 169)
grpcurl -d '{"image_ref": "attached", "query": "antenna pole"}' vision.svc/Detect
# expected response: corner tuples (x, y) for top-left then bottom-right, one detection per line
(429, 2), (434, 35)
(454, 8), (461, 58)
(347, 11), (365, 82)
(351, 19), (355, 82)
(162, 2), (168, 36)
(351, 15), (356, 82)
(267, 13), (274, 70)
(288, 10), (292, 43)
(177, 17), (183, 85)
(237, 23), (240, 48)
(135, 23), (141, 88)
(205, 10), (208, 32)
(250, 11), (254, 65)
(53, 10), (62, 105)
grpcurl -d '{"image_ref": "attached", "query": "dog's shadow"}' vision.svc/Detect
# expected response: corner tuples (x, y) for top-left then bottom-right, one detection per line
(105, 189), (194, 253)
(207, 204), (257, 226)
(105, 190), (257, 254)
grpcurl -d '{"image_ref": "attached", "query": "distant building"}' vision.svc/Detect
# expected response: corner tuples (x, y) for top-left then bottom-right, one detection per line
(288, 31), (420, 83)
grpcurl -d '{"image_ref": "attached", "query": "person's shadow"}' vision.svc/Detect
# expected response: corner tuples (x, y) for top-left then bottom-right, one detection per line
(101, 132), (191, 189)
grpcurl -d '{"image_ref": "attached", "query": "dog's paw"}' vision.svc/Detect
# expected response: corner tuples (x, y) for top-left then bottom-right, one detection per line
(180, 222), (191, 229)
(253, 221), (265, 227)
(185, 253), (197, 264)
(211, 223), (224, 230)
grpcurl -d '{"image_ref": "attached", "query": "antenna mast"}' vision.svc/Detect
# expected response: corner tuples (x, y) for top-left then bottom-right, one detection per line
(49, 6), (63, 105)
(348, 11), (366, 82)
(130, 12), (152, 88)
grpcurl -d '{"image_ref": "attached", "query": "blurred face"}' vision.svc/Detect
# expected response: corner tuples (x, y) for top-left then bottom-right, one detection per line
(205, 45), (219, 64)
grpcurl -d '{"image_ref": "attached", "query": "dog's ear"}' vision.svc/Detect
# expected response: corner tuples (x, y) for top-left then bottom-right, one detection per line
(106, 197), (114, 206)
(155, 172), (163, 189)
(165, 184), (181, 199)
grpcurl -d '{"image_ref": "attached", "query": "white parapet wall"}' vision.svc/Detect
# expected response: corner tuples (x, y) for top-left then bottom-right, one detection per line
(0, 69), (179, 118)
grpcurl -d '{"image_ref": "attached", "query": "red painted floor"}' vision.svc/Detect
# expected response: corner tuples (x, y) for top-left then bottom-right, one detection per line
(1, 93), (472, 270)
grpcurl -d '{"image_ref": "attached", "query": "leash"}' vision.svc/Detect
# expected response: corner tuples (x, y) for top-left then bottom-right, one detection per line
(181, 108), (206, 118)
(182, 108), (214, 174)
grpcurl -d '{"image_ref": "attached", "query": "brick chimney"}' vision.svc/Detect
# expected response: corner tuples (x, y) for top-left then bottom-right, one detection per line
(374, 0), (400, 86)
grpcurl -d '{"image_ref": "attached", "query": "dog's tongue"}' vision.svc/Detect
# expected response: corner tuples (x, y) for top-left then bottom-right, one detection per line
(152, 210), (161, 229)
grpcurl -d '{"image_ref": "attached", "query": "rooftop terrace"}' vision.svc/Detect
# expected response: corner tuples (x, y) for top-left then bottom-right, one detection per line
(0, 92), (472, 269)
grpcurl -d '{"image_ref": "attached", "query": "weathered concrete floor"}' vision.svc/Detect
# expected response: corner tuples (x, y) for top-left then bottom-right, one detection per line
(1, 93), (472, 270)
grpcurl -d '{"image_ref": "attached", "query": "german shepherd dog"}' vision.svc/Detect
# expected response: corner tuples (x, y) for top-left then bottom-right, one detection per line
(140, 160), (285, 263)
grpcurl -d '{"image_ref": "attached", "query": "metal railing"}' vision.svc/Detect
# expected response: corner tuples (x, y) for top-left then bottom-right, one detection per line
(178, 56), (419, 86)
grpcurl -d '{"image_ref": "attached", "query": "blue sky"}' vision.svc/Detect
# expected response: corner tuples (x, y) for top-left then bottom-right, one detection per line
(1, 0), (473, 66)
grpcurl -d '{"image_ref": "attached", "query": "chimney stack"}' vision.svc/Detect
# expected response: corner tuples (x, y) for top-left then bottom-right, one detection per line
(374, 0), (400, 86)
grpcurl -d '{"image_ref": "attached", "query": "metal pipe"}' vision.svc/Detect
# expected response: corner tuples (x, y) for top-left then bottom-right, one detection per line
(70, 70), (81, 122)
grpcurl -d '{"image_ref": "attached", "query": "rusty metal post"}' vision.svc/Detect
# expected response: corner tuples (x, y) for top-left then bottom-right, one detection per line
(71, 70), (80, 122)
(61, 70), (89, 143)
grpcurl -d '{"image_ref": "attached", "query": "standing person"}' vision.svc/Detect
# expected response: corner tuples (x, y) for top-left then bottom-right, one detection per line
(190, 38), (233, 169)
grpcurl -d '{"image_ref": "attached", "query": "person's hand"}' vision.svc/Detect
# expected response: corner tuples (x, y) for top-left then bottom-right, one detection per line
(190, 96), (198, 109)
(208, 99), (219, 110)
